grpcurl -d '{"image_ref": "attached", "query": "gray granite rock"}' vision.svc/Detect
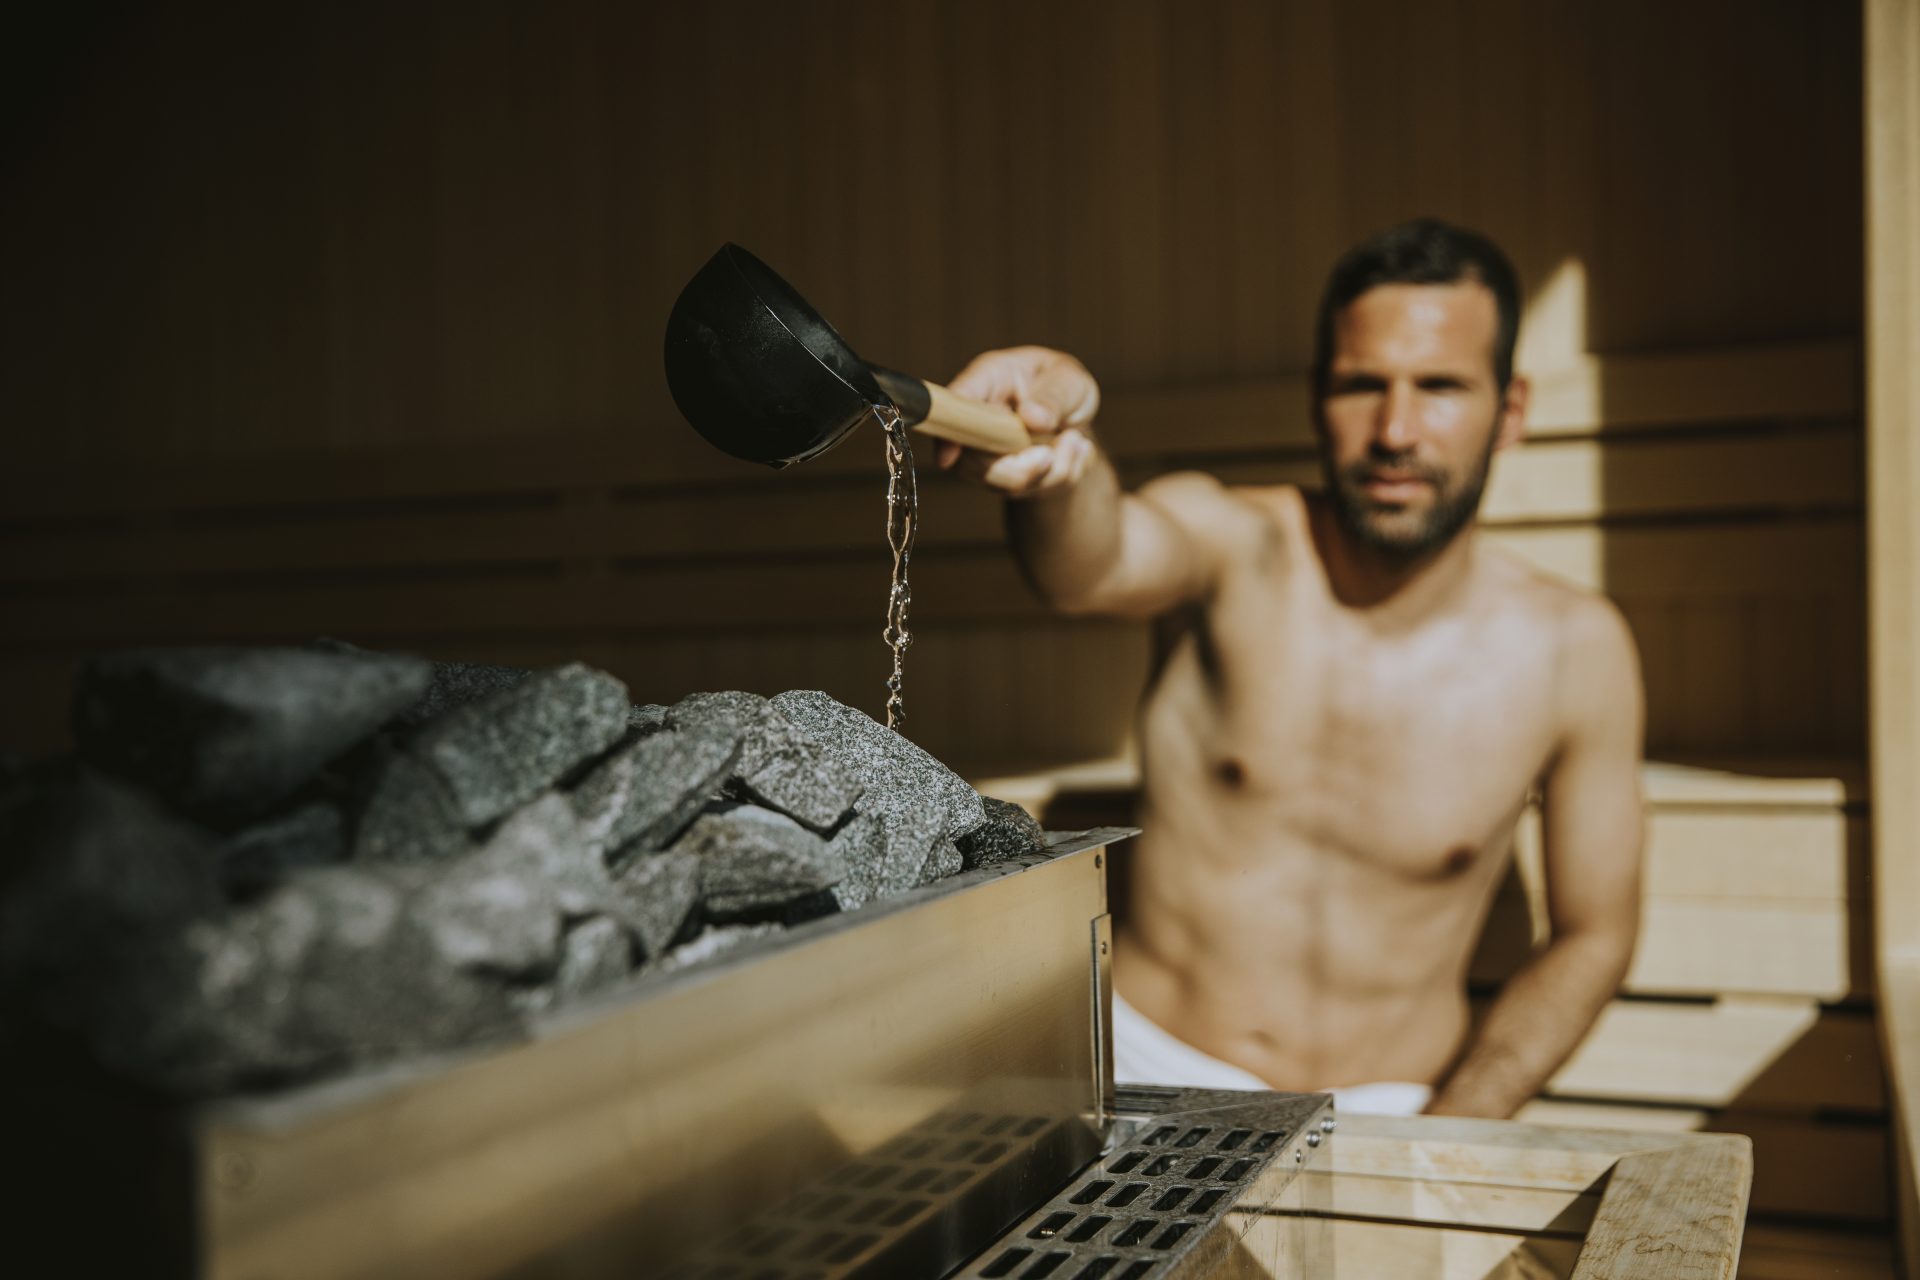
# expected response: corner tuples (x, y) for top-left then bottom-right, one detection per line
(651, 923), (782, 975)
(0, 768), (224, 1005)
(667, 691), (862, 832)
(674, 804), (848, 914)
(568, 719), (740, 861)
(397, 659), (535, 728)
(628, 704), (669, 736)
(825, 812), (888, 912)
(956, 796), (1048, 869)
(413, 663), (630, 828)
(515, 916), (633, 1014)
(352, 743), (472, 865)
(72, 646), (431, 823)
(769, 691), (984, 901)
(221, 802), (347, 896)
(412, 796), (621, 978)
(918, 839), (964, 885)
(609, 851), (702, 960)
(667, 690), (768, 737)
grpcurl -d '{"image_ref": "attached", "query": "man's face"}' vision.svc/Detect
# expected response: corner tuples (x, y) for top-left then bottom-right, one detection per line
(1315, 281), (1523, 560)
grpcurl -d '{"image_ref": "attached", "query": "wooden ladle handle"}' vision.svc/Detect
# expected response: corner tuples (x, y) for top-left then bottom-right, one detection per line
(914, 381), (1035, 455)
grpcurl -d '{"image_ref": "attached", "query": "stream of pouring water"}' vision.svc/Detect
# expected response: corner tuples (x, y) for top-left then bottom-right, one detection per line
(878, 406), (917, 732)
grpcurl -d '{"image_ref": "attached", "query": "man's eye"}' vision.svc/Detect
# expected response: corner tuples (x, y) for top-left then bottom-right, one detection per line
(1418, 378), (1468, 393)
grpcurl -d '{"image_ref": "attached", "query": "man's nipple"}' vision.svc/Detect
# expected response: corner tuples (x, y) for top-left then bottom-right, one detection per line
(1441, 844), (1477, 876)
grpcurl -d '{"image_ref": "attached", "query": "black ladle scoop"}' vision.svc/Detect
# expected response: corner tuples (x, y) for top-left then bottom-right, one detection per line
(663, 244), (1032, 468)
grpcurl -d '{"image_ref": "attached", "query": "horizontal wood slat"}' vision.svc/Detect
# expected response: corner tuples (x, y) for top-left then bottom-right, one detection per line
(1544, 999), (1883, 1111)
(1471, 893), (1861, 1001)
(0, 422), (1863, 586)
(0, 517), (1866, 640)
(0, 340), (1859, 523)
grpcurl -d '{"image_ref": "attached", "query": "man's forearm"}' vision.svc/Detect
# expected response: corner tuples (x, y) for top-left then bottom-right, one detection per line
(1427, 930), (1632, 1118)
(1004, 443), (1128, 614)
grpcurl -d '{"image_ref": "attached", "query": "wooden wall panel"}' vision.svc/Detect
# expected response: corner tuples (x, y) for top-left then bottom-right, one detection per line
(0, 1), (1861, 464)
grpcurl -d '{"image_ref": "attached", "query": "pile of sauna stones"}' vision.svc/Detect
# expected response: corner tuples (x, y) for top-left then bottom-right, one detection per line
(0, 645), (1047, 1097)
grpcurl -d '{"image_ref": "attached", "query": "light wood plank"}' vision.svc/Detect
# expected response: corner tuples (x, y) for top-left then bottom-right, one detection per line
(1570, 1137), (1752, 1280)
(1866, 0), (1920, 1271)
(1546, 999), (1884, 1112)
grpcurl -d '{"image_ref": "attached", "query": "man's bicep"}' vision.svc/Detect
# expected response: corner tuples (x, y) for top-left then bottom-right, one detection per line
(1087, 472), (1236, 617)
(1539, 603), (1646, 939)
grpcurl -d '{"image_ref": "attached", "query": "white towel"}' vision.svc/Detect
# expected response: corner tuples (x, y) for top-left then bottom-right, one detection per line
(1112, 990), (1433, 1116)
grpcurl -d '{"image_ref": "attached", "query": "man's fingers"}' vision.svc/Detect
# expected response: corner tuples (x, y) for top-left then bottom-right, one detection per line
(934, 440), (963, 470)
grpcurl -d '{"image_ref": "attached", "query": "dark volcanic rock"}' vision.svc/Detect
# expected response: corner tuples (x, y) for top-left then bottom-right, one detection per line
(72, 646), (431, 823)
(353, 743), (472, 865)
(413, 664), (630, 828)
(956, 796), (1048, 870)
(609, 851), (702, 960)
(768, 693), (985, 899)
(569, 719), (740, 860)
(221, 802), (348, 895)
(674, 804), (848, 915)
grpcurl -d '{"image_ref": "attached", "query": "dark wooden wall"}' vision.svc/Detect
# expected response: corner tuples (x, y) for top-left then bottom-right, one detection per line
(0, 0), (1864, 768)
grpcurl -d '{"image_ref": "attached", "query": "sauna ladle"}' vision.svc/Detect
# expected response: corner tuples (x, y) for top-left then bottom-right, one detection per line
(663, 244), (1033, 468)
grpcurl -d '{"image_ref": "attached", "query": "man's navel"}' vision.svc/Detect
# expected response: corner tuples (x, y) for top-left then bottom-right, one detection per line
(1214, 757), (1247, 788)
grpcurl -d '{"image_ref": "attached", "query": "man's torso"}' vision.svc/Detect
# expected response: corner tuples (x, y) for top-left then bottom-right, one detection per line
(1113, 484), (1577, 1091)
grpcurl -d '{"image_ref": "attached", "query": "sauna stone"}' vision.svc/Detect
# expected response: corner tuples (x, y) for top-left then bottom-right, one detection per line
(396, 657), (536, 728)
(412, 663), (630, 827)
(957, 796), (1049, 869)
(610, 850), (703, 960)
(0, 768), (224, 1004)
(770, 690), (985, 903)
(221, 801), (347, 896)
(544, 917), (634, 1005)
(670, 690), (862, 832)
(569, 718), (740, 859)
(72, 646), (431, 824)
(352, 742), (473, 865)
(675, 804), (849, 914)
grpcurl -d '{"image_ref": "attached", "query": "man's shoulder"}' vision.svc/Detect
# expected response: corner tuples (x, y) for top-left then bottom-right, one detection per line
(1478, 546), (1642, 722)
(1136, 472), (1307, 555)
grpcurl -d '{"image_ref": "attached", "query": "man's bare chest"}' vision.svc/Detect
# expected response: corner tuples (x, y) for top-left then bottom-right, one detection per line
(1148, 597), (1558, 881)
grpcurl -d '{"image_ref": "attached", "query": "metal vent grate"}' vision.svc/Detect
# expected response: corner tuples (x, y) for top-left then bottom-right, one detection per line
(660, 1104), (1089, 1279)
(953, 1088), (1333, 1280)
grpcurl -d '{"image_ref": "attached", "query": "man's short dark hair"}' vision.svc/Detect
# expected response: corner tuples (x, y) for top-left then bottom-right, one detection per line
(1311, 218), (1523, 394)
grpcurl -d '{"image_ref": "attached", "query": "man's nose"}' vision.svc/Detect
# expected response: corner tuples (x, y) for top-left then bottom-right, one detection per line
(1373, 382), (1416, 450)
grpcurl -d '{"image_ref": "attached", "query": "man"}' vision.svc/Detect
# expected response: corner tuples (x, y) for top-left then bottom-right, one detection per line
(938, 220), (1644, 1117)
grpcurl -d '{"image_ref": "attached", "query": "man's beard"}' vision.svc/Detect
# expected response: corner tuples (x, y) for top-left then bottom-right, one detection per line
(1322, 426), (1499, 562)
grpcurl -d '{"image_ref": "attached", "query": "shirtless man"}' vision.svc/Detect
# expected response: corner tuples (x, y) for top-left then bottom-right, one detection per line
(940, 220), (1644, 1117)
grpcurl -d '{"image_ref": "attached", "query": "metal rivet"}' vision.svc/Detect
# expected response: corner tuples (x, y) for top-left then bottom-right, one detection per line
(1094, 854), (1103, 869)
(1321, 1118), (1336, 1134)
(1100, 941), (1109, 955)
(1307, 1132), (1322, 1147)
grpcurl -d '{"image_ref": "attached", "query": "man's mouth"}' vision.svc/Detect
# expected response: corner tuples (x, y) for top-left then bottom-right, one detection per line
(1358, 471), (1434, 502)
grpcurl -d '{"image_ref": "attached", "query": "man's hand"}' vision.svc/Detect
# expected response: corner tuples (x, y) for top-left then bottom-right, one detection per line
(939, 346), (1101, 497)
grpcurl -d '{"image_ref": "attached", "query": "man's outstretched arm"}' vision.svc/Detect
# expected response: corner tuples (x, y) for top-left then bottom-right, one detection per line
(942, 346), (1233, 619)
(1426, 599), (1646, 1118)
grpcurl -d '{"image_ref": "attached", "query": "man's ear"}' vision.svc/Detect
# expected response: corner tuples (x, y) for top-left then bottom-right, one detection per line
(1495, 375), (1530, 453)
